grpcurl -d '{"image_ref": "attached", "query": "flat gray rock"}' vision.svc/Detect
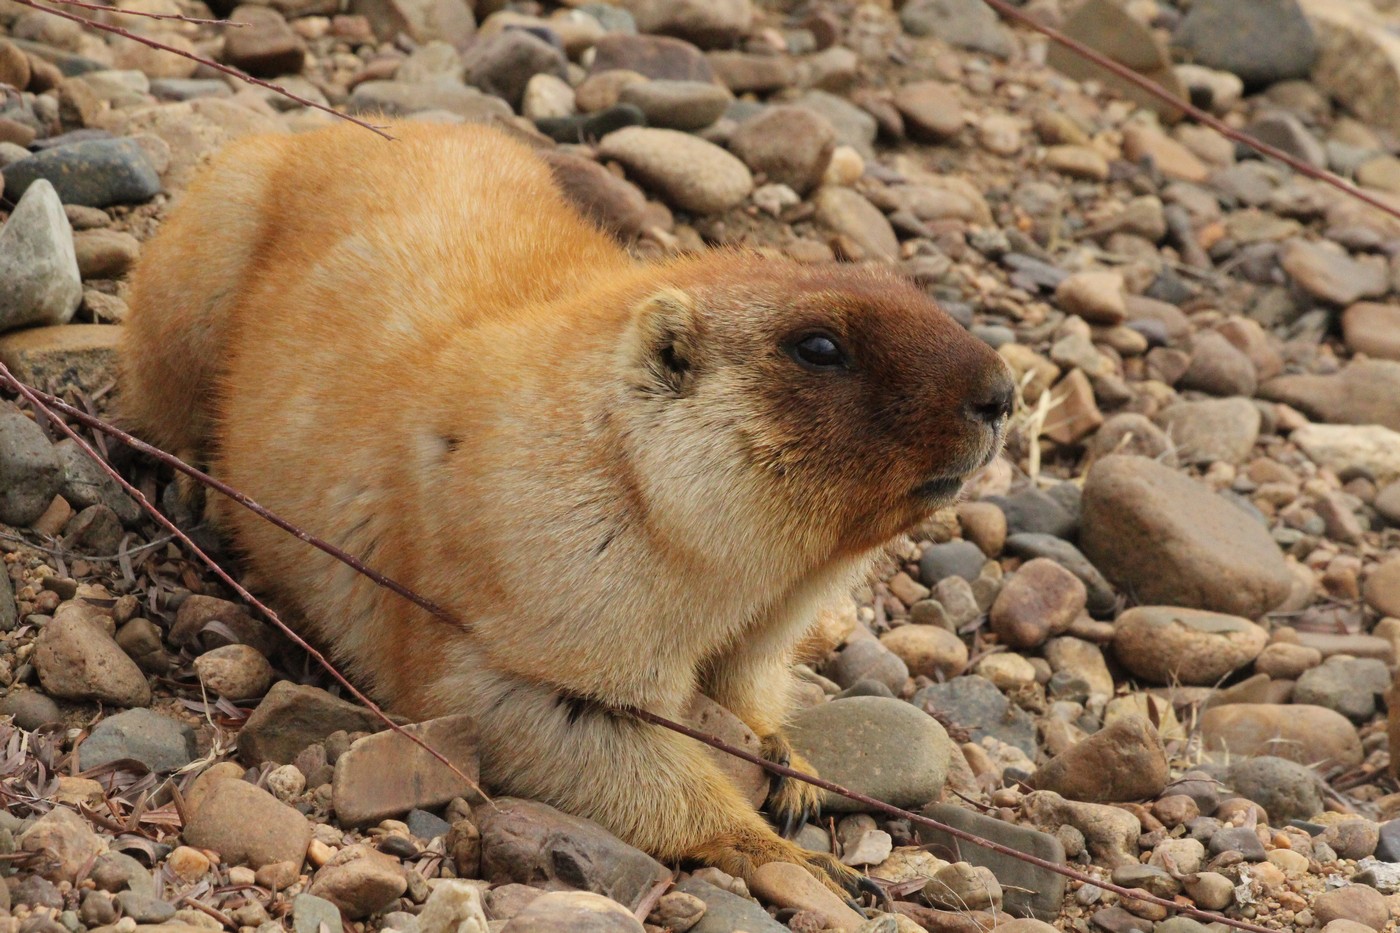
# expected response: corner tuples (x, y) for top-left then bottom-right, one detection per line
(79, 708), (196, 772)
(917, 802), (1067, 919)
(3, 140), (160, 208)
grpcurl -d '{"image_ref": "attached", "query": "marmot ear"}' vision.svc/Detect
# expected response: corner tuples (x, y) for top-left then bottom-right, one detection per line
(632, 288), (701, 395)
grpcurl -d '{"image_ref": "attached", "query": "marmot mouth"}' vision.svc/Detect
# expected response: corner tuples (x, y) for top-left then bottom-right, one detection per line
(911, 476), (966, 501)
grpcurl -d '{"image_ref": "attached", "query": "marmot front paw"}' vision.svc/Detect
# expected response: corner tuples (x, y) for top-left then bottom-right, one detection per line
(760, 731), (826, 839)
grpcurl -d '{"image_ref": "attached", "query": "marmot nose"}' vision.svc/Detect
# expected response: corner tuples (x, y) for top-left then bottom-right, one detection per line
(964, 370), (1016, 426)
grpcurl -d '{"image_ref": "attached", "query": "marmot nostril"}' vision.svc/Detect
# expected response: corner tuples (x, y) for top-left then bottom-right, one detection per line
(964, 370), (1017, 426)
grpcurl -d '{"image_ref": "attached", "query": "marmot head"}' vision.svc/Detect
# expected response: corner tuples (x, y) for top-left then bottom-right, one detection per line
(618, 256), (1015, 560)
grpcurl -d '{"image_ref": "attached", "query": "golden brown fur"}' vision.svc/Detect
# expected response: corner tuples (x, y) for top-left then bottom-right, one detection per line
(120, 121), (1013, 894)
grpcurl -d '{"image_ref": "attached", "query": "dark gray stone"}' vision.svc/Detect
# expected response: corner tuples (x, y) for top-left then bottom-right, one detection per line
(149, 78), (233, 101)
(1244, 112), (1326, 169)
(1172, 0), (1317, 88)
(917, 802), (1067, 919)
(578, 4), (636, 34)
(589, 34), (713, 82)
(0, 564), (16, 632)
(788, 696), (952, 814)
(115, 891), (176, 923)
(1208, 825), (1267, 861)
(79, 708), (197, 773)
(1225, 757), (1323, 825)
(91, 851), (157, 898)
(833, 678), (896, 700)
(0, 409), (63, 527)
(535, 104), (647, 144)
(797, 90), (878, 159)
(8, 39), (108, 76)
(3, 139), (160, 208)
(1293, 656), (1390, 723)
(918, 540), (987, 586)
(825, 638), (908, 692)
(406, 808), (452, 841)
(899, 0), (1012, 57)
(53, 438), (141, 525)
(1004, 533), (1116, 616)
(1156, 920), (1212, 933)
(988, 487), (1078, 539)
(1375, 820), (1400, 862)
(239, 681), (388, 765)
(462, 29), (568, 111)
(913, 675), (1037, 756)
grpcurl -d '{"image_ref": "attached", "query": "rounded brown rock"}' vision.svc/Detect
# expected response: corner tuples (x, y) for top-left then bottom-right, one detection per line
(990, 558), (1086, 649)
(1112, 606), (1267, 686)
(1029, 715), (1167, 803)
(727, 106), (836, 195)
(1081, 455), (1294, 618)
(1199, 703), (1362, 771)
(1314, 885), (1389, 931)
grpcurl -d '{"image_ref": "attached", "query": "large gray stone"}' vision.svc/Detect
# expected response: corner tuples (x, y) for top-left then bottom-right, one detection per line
(900, 0), (1013, 57)
(787, 696), (952, 813)
(1173, 0), (1317, 88)
(53, 437), (141, 525)
(239, 681), (389, 765)
(0, 180), (81, 333)
(1225, 757), (1324, 824)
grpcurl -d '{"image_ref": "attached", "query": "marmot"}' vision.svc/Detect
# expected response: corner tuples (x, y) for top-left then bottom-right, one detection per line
(120, 121), (1014, 896)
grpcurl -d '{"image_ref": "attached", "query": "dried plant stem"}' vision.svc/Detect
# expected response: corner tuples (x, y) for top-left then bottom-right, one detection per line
(13, 0), (393, 139)
(980, 0), (1400, 224)
(0, 364), (484, 800)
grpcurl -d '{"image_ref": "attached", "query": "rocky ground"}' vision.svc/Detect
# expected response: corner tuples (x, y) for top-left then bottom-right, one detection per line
(2, 0), (1400, 931)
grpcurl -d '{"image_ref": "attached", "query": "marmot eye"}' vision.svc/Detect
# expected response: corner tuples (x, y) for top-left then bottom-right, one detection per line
(790, 334), (847, 370)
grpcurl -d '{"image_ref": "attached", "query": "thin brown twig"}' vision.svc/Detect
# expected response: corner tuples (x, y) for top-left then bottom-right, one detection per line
(12, 0), (393, 140)
(17, 387), (462, 629)
(0, 373), (1276, 933)
(979, 0), (1400, 224)
(0, 364), (485, 802)
(43, 0), (244, 27)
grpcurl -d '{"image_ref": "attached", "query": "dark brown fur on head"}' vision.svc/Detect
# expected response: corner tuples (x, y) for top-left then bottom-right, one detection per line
(635, 255), (1015, 557)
